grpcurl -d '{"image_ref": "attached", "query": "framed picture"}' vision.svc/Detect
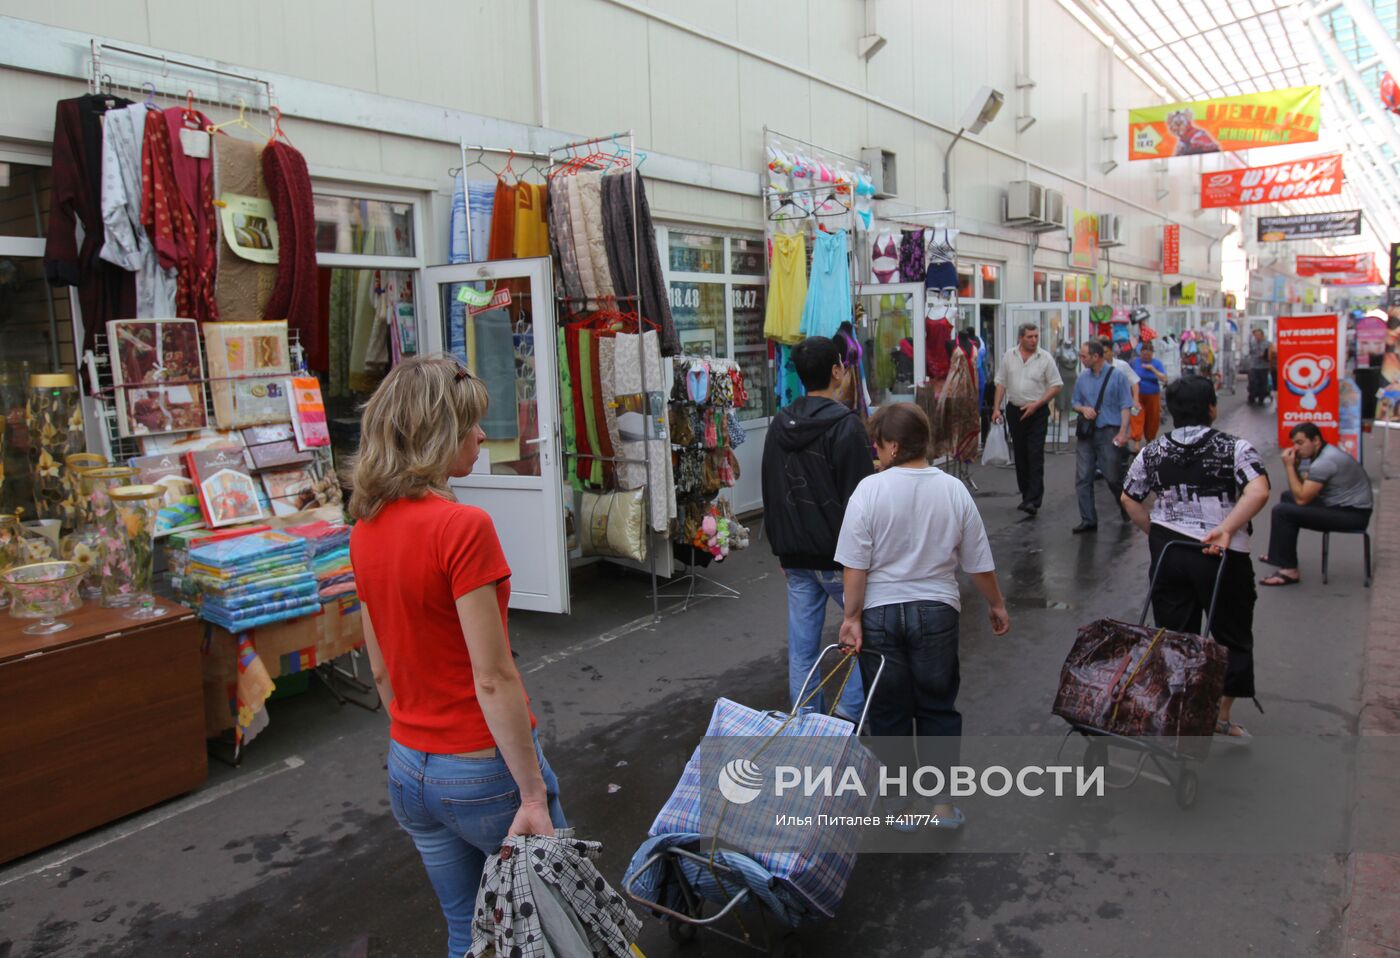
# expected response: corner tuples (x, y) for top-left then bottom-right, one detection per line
(106, 319), (208, 438)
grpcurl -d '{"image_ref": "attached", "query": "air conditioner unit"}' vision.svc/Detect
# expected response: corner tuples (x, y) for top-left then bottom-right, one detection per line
(1042, 189), (1067, 230)
(860, 147), (898, 199)
(1004, 180), (1044, 224)
(1098, 213), (1123, 247)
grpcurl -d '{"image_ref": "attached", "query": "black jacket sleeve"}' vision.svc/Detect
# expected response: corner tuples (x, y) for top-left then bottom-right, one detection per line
(830, 414), (875, 503)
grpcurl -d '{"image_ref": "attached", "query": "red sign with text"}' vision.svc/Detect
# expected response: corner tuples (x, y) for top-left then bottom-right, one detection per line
(1319, 267), (1384, 286)
(1162, 224), (1180, 274)
(1200, 153), (1343, 209)
(1276, 314), (1343, 449)
(1296, 252), (1374, 276)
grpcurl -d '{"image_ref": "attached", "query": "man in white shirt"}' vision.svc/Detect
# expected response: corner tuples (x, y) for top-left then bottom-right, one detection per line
(992, 323), (1063, 516)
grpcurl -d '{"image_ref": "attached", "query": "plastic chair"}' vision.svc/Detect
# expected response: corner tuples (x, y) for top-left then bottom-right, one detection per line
(1321, 528), (1372, 588)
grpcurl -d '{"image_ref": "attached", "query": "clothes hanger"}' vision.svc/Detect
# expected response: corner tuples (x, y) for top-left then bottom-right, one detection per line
(181, 90), (203, 128)
(767, 194), (809, 221)
(206, 97), (268, 140)
(266, 106), (294, 146)
(142, 82), (158, 109)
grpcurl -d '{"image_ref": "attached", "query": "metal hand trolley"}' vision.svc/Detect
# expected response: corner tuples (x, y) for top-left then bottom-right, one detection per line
(624, 645), (884, 957)
(1057, 539), (1230, 810)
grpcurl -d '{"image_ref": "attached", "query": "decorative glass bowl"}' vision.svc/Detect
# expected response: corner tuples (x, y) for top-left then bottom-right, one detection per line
(1, 560), (84, 635)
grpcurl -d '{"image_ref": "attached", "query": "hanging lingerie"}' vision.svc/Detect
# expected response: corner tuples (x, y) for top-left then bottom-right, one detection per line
(871, 231), (898, 283)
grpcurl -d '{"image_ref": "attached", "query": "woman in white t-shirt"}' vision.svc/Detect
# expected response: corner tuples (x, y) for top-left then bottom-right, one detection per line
(835, 403), (1010, 828)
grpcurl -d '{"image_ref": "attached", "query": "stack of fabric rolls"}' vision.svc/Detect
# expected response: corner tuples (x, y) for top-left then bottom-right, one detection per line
(187, 530), (320, 631)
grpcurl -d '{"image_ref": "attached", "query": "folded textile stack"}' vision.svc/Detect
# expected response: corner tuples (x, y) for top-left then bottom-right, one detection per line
(188, 530), (320, 631)
(284, 520), (355, 600)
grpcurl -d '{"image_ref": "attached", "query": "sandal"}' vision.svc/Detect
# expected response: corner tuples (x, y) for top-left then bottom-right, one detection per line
(1258, 572), (1300, 587)
(1214, 720), (1253, 746)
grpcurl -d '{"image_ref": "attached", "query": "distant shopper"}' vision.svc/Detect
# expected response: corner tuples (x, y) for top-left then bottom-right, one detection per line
(1071, 341), (1134, 533)
(836, 403), (1010, 828)
(348, 356), (565, 957)
(1246, 328), (1272, 404)
(761, 336), (874, 719)
(1121, 377), (1271, 742)
(1130, 342), (1168, 442)
(992, 322), (1063, 516)
(1259, 423), (1374, 587)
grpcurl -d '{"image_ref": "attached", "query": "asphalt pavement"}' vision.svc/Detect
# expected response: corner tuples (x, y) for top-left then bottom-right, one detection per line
(0, 386), (1375, 958)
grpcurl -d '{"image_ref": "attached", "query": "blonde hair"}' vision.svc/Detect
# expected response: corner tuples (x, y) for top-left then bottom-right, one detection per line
(346, 354), (489, 521)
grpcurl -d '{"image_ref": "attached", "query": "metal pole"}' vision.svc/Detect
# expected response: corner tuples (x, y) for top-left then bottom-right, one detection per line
(626, 129), (660, 622)
(459, 137), (472, 263)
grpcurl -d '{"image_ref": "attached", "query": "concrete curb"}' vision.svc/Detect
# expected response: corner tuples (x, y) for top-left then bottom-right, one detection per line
(1341, 462), (1400, 957)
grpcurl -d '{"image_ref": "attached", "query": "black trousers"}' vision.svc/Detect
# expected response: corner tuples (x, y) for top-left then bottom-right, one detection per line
(1266, 491), (1371, 569)
(1247, 368), (1270, 403)
(1006, 403), (1049, 507)
(1148, 525), (1257, 700)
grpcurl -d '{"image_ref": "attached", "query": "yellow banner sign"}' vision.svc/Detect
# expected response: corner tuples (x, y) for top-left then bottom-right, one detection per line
(1129, 86), (1321, 161)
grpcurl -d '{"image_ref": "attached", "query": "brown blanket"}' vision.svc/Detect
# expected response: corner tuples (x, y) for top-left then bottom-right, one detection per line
(213, 135), (278, 322)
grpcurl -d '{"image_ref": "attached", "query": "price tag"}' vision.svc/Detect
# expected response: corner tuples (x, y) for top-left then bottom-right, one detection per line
(179, 127), (211, 159)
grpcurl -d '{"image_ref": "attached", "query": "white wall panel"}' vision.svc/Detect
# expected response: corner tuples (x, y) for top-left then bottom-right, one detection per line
(808, 85), (867, 161)
(647, 25), (742, 168)
(738, 59), (813, 168)
(0, 2), (148, 41)
(543, 0), (652, 147)
(734, 0), (811, 69)
(645, 0), (738, 42)
(369, 0), (533, 123)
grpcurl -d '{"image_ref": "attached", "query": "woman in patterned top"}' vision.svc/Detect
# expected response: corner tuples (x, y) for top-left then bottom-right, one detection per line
(1120, 376), (1271, 743)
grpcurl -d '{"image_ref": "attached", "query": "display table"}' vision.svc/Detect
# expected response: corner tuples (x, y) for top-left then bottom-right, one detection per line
(0, 600), (207, 865)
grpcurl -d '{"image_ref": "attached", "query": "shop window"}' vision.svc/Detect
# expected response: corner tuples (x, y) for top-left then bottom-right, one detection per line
(956, 265), (974, 298)
(1048, 273), (1064, 301)
(662, 228), (771, 421)
(1033, 271), (1047, 302)
(0, 163), (50, 239)
(313, 195), (415, 258)
(668, 232), (725, 274)
(979, 264), (1001, 301)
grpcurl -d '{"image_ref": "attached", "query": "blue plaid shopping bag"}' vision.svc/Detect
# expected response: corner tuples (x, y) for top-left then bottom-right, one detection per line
(648, 696), (878, 918)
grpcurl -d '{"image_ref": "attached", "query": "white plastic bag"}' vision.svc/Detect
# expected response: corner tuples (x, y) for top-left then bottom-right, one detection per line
(981, 422), (1011, 467)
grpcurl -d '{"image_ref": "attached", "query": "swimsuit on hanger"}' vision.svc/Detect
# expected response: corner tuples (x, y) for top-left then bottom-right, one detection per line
(686, 360), (711, 404)
(923, 227), (958, 290)
(871, 231), (899, 283)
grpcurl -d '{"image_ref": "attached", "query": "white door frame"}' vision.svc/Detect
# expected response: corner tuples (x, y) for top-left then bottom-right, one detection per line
(420, 257), (570, 614)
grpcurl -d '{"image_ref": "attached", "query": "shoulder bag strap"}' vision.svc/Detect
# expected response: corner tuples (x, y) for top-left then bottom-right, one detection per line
(1092, 367), (1114, 415)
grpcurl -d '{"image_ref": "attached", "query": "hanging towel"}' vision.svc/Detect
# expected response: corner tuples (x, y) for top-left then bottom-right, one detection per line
(597, 174), (681, 356)
(513, 182), (550, 258)
(763, 232), (807, 344)
(99, 103), (177, 318)
(263, 140), (321, 359)
(213, 135), (278, 322)
(799, 229), (851, 339)
(474, 308), (520, 441)
(599, 173), (636, 303)
(613, 330), (675, 531)
(449, 172), (468, 264)
(566, 176), (600, 301)
(597, 335), (624, 482)
(558, 327), (581, 489)
(450, 177), (495, 264)
(488, 180), (516, 261)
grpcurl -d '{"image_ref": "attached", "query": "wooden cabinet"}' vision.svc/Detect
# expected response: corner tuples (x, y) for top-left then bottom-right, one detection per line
(0, 601), (207, 865)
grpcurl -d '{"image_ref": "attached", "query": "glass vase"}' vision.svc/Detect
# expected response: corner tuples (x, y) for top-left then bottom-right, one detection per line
(0, 512), (23, 611)
(1, 560), (84, 635)
(26, 373), (85, 532)
(60, 456), (109, 600)
(77, 466), (136, 604)
(109, 485), (162, 620)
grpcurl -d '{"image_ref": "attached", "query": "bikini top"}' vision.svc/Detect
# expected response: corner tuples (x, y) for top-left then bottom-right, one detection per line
(871, 232), (898, 283)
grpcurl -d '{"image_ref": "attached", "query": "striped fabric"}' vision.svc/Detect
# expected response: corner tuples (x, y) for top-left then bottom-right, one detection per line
(648, 697), (876, 918)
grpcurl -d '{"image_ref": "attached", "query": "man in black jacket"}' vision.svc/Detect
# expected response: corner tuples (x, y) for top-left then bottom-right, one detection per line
(761, 337), (874, 719)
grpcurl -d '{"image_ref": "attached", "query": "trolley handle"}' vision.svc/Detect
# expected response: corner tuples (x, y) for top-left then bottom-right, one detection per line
(1138, 538), (1231, 639)
(792, 643), (886, 735)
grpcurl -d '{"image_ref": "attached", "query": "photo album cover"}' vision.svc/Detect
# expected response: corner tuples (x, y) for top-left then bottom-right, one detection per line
(107, 319), (208, 438)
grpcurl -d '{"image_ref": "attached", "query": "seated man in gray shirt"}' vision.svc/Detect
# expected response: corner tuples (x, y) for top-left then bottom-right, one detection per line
(1260, 423), (1374, 586)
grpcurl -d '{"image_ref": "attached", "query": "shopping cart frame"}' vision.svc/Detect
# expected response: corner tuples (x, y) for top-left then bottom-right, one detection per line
(623, 644), (884, 957)
(1056, 539), (1230, 809)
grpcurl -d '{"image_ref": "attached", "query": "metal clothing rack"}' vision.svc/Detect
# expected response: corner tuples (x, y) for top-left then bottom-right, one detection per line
(89, 40), (277, 116)
(548, 129), (662, 621)
(656, 546), (740, 612)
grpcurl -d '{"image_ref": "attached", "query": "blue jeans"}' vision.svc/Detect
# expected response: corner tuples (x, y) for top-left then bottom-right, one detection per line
(856, 600), (962, 784)
(786, 568), (865, 719)
(1075, 425), (1124, 525)
(386, 734), (567, 958)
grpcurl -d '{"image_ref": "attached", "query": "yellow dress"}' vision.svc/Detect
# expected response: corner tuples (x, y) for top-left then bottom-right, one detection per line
(763, 232), (807, 344)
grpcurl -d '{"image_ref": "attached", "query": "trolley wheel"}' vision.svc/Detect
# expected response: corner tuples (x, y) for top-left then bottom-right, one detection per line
(667, 917), (698, 945)
(1084, 738), (1108, 772)
(1174, 768), (1199, 809)
(768, 932), (803, 958)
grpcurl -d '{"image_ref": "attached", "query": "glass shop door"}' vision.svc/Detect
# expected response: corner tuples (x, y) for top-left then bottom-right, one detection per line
(420, 257), (569, 614)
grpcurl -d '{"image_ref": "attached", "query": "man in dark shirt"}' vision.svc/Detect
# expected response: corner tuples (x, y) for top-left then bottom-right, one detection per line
(761, 337), (874, 719)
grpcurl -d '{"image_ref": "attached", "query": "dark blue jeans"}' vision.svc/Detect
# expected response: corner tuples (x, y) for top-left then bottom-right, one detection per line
(857, 600), (962, 783)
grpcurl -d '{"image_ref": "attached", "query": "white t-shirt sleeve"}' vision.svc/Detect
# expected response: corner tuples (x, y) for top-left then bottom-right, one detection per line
(955, 487), (996, 574)
(833, 482), (873, 570)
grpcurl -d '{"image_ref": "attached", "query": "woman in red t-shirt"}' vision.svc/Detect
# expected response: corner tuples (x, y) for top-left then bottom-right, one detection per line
(347, 355), (564, 956)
